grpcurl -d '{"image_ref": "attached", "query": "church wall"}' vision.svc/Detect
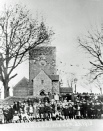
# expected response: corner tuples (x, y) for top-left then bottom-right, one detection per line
(29, 46), (56, 81)
(13, 86), (29, 96)
(52, 81), (60, 94)
(33, 70), (52, 96)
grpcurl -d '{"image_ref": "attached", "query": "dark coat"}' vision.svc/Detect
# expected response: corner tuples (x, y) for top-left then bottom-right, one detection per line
(63, 108), (69, 116)
(44, 105), (50, 113)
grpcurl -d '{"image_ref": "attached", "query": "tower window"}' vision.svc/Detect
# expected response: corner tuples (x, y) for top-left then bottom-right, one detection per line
(41, 80), (44, 84)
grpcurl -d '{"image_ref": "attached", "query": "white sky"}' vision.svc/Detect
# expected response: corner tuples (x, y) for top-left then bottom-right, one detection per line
(0, 0), (103, 93)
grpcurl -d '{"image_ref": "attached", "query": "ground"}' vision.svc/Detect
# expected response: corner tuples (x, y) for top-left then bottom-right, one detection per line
(0, 120), (103, 131)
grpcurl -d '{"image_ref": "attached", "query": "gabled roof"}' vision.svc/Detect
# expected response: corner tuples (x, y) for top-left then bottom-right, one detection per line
(49, 75), (59, 81)
(60, 87), (73, 93)
(33, 70), (50, 80)
(13, 77), (29, 89)
(33, 69), (59, 81)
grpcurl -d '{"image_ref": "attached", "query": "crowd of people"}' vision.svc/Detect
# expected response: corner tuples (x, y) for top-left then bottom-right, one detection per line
(1, 92), (103, 123)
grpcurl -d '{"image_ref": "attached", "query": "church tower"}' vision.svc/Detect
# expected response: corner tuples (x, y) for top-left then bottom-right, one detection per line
(29, 46), (57, 81)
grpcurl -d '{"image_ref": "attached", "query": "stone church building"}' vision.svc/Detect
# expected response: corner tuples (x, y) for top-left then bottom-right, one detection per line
(12, 46), (73, 101)
(13, 46), (61, 97)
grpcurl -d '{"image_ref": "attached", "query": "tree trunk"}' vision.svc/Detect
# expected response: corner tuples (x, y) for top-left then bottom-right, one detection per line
(3, 81), (9, 98)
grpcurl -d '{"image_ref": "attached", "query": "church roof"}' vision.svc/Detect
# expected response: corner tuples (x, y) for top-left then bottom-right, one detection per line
(60, 87), (73, 93)
(32, 69), (59, 81)
(13, 77), (29, 89)
(49, 75), (59, 81)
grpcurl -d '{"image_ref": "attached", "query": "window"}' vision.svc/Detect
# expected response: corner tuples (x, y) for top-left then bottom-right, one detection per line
(41, 80), (44, 84)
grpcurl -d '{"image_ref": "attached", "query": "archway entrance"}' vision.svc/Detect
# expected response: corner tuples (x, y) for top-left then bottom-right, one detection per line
(40, 90), (45, 96)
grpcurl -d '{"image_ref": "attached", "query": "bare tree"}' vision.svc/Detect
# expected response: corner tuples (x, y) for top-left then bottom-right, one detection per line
(93, 78), (103, 94)
(81, 73), (103, 94)
(78, 25), (103, 81)
(66, 73), (78, 93)
(0, 5), (54, 98)
(67, 73), (76, 88)
(80, 75), (93, 93)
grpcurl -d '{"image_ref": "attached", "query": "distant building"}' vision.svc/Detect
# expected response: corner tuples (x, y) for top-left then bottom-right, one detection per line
(60, 87), (73, 100)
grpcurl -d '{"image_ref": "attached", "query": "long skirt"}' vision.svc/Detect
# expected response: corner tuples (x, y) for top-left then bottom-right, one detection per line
(76, 110), (81, 116)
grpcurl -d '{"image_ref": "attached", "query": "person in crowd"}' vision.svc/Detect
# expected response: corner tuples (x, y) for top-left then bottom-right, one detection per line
(44, 102), (50, 121)
(33, 102), (38, 121)
(24, 103), (29, 114)
(20, 102), (25, 113)
(17, 101), (20, 113)
(79, 101), (84, 119)
(91, 102), (95, 119)
(51, 111), (56, 121)
(73, 102), (77, 119)
(96, 101), (102, 119)
(38, 102), (45, 121)
(27, 99), (31, 106)
(29, 104), (34, 116)
(13, 102), (17, 112)
(76, 103), (81, 119)
(63, 105), (69, 120)
(68, 103), (73, 119)
(8, 105), (14, 122)
(87, 101), (92, 119)
(44, 94), (50, 103)
(82, 100), (87, 119)
(3, 106), (13, 123)
(12, 111), (20, 123)
(94, 101), (98, 118)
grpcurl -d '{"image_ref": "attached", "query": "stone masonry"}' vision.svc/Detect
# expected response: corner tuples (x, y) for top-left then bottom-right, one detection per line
(33, 70), (52, 96)
(29, 46), (56, 81)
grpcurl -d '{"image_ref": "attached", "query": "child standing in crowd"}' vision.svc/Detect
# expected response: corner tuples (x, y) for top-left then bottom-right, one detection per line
(63, 105), (69, 120)
(76, 103), (81, 119)
(33, 103), (38, 120)
(29, 104), (34, 116)
(24, 103), (29, 114)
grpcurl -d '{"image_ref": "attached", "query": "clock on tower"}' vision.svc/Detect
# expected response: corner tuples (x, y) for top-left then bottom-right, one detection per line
(39, 60), (47, 66)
